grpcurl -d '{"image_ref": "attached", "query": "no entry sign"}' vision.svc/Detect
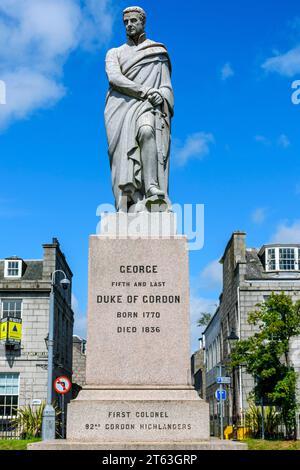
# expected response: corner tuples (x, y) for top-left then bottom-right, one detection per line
(54, 376), (71, 394)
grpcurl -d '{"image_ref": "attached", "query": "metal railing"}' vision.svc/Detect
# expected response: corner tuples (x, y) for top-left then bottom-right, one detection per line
(0, 416), (21, 440)
(239, 407), (296, 440)
(210, 406), (299, 440)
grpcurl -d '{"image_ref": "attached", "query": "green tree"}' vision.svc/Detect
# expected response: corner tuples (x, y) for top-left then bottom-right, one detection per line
(197, 312), (213, 328)
(231, 293), (300, 438)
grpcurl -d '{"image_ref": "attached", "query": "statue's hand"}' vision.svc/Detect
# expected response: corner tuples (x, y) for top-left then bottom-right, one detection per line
(147, 89), (163, 107)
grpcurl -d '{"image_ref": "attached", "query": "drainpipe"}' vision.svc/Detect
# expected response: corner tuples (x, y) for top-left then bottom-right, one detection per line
(237, 286), (244, 424)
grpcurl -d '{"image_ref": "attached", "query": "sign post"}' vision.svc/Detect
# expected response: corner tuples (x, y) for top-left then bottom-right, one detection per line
(216, 376), (231, 385)
(218, 366), (224, 439)
(215, 389), (227, 401)
(54, 376), (71, 439)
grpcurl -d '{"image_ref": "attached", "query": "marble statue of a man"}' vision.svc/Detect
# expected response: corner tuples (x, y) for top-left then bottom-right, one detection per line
(105, 6), (174, 212)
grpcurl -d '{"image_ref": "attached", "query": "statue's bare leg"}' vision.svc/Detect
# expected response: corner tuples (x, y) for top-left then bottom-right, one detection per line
(137, 125), (164, 198)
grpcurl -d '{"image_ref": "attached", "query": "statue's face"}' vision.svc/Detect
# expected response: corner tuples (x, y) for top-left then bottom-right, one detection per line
(123, 12), (144, 39)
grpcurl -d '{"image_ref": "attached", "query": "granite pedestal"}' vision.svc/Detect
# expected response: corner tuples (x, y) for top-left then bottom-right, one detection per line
(30, 213), (247, 450)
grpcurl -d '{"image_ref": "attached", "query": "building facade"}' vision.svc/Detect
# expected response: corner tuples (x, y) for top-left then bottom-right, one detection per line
(202, 308), (223, 435)
(191, 340), (206, 400)
(0, 238), (74, 432)
(203, 232), (300, 436)
(72, 335), (86, 399)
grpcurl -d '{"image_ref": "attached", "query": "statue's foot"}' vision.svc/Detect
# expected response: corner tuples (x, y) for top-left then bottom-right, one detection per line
(146, 186), (165, 198)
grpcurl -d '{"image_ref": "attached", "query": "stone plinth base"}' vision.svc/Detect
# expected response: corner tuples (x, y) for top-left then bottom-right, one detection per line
(66, 387), (209, 443)
(28, 439), (247, 450)
(44, 216), (222, 451)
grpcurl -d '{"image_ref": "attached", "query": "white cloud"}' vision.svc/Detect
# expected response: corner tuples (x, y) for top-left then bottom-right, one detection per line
(221, 62), (234, 81)
(0, 0), (114, 129)
(255, 135), (271, 146)
(278, 133), (291, 148)
(1, 69), (65, 124)
(271, 220), (300, 244)
(254, 134), (291, 149)
(0, 80), (6, 104)
(252, 207), (267, 224)
(80, 0), (114, 50)
(174, 132), (215, 167)
(199, 259), (222, 291)
(72, 293), (87, 339)
(262, 45), (300, 77)
(190, 294), (218, 353)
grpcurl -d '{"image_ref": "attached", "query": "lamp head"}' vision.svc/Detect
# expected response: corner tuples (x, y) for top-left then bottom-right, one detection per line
(60, 278), (70, 290)
(227, 330), (239, 342)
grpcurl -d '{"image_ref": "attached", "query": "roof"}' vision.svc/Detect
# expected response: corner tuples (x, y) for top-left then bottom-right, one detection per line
(245, 249), (265, 279)
(0, 260), (43, 281)
(245, 249), (300, 280)
(258, 244), (300, 257)
(73, 335), (86, 343)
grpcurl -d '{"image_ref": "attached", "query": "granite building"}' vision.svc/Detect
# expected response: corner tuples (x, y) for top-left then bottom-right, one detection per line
(72, 335), (86, 398)
(202, 307), (222, 435)
(0, 238), (74, 431)
(203, 232), (300, 436)
(191, 342), (206, 400)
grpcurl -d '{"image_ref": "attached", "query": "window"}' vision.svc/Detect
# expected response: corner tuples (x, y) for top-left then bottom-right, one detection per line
(208, 346), (212, 371)
(226, 313), (230, 353)
(1, 300), (22, 319)
(267, 248), (276, 271)
(4, 260), (22, 278)
(81, 340), (86, 355)
(279, 248), (295, 270)
(212, 340), (216, 368)
(0, 373), (19, 418)
(265, 247), (300, 271)
(216, 336), (221, 364)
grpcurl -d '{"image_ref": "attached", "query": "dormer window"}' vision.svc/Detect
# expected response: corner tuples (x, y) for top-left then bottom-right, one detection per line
(279, 248), (295, 271)
(265, 247), (300, 272)
(4, 260), (23, 278)
(267, 248), (276, 271)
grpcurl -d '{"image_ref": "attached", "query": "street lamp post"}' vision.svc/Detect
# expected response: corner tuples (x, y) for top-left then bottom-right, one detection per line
(228, 329), (239, 441)
(42, 270), (70, 441)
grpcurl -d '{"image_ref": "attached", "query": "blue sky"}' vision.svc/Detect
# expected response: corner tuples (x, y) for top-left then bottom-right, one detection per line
(0, 0), (300, 352)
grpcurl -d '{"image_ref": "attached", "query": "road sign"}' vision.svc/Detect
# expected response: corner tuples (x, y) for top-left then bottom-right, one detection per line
(0, 320), (7, 341)
(0, 317), (22, 343)
(215, 389), (227, 401)
(216, 376), (231, 384)
(8, 319), (22, 341)
(54, 376), (71, 394)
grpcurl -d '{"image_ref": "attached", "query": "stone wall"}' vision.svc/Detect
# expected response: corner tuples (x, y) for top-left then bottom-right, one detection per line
(204, 232), (300, 431)
(0, 239), (74, 412)
(72, 336), (86, 390)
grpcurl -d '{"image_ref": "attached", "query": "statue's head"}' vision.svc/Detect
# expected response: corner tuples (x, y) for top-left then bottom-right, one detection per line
(123, 6), (146, 39)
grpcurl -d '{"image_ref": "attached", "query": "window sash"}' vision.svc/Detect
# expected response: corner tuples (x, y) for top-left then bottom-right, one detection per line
(279, 248), (295, 270)
(4, 260), (22, 278)
(266, 248), (276, 271)
(1, 300), (22, 319)
(266, 247), (299, 271)
(0, 395), (18, 418)
(0, 372), (19, 396)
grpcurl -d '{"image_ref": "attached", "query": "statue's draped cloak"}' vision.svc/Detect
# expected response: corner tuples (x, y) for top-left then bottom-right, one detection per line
(105, 39), (174, 207)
